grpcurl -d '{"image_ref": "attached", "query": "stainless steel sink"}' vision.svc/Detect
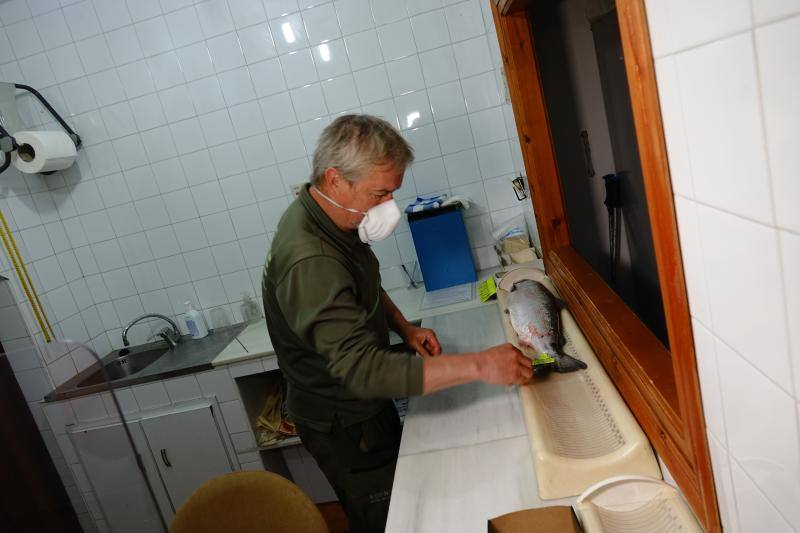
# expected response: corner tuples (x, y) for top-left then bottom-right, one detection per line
(44, 322), (249, 402)
(76, 346), (169, 387)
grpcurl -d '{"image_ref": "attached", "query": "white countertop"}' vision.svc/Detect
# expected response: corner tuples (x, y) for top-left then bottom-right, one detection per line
(396, 305), (527, 456)
(386, 304), (575, 533)
(211, 320), (275, 366)
(210, 268), (503, 367)
(388, 436), (541, 533)
(384, 275), (490, 324)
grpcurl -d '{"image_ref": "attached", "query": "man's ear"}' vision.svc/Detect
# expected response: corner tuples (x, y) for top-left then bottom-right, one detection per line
(323, 167), (341, 190)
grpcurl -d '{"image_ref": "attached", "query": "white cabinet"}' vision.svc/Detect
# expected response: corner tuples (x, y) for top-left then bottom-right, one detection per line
(71, 400), (235, 532)
(140, 402), (234, 510)
(70, 420), (172, 533)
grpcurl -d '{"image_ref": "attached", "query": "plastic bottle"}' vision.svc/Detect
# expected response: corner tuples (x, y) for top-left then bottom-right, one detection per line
(183, 301), (209, 339)
(240, 292), (262, 324)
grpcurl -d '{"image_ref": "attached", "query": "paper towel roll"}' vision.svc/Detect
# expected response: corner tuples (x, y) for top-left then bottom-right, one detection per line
(10, 131), (77, 174)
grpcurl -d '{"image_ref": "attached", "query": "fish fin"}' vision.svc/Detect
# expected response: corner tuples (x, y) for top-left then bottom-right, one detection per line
(555, 304), (566, 351)
(554, 353), (587, 373)
(552, 306), (585, 372)
(556, 322), (565, 352)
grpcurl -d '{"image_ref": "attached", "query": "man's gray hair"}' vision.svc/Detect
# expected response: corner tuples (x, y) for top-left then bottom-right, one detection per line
(311, 114), (414, 185)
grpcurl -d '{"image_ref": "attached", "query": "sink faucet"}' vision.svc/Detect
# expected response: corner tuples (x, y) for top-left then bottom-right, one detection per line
(122, 314), (182, 349)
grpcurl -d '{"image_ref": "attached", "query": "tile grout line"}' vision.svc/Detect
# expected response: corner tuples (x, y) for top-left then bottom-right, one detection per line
(673, 192), (800, 239)
(747, 7), (800, 410)
(729, 454), (798, 531)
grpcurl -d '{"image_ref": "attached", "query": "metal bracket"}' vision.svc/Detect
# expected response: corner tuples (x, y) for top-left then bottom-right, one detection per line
(13, 84), (82, 149)
(580, 130), (595, 178)
(0, 136), (13, 152)
(0, 83), (81, 175)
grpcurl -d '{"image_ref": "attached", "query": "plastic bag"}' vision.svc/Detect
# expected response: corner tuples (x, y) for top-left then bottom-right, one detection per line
(256, 378), (297, 448)
(492, 214), (540, 266)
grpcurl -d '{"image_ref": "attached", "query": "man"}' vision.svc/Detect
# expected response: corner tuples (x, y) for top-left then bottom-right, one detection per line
(262, 114), (531, 533)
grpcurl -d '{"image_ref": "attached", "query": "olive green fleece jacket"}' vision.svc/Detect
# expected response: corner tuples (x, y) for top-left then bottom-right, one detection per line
(262, 185), (423, 431)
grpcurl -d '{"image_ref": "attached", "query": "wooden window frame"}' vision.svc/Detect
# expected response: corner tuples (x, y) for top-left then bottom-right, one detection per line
(491, 1), (720, 531)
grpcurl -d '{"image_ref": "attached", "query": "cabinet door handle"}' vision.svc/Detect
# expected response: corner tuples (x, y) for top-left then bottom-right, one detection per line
(160, 448), (172, 467)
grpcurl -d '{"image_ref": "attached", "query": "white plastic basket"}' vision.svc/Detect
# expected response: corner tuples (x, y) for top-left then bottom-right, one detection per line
(577, 475), (703, 533)
(497, 267), (661, 499)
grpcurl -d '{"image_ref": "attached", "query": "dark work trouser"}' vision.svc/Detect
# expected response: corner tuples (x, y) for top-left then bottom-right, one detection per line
(295, 403), (402, 533)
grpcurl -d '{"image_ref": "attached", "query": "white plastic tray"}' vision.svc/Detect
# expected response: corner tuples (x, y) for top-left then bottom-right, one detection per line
(577, 475), (702, 532)
(497, 267), (661, 499)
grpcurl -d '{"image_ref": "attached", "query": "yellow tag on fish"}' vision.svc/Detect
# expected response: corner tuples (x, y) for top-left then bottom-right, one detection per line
(532, 354), (555, 366)
(478, 276), (497, 302)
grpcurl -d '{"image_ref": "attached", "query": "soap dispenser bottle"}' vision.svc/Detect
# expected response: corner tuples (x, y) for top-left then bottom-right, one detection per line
(240, 292), (262, 324)
(183, 301), (209, 339)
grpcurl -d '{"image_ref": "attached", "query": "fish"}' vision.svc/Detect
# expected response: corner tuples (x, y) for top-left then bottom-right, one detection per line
(506, 279), (587, 373)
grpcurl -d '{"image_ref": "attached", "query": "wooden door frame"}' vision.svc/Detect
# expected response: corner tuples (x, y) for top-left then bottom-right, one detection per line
(491, 1), (720, 531)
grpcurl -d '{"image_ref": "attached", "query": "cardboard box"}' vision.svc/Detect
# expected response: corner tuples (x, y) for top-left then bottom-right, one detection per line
(488, 506), (582, 533)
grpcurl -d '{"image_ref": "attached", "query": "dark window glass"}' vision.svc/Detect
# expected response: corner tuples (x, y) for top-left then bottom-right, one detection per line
(528, 0), (669, 347)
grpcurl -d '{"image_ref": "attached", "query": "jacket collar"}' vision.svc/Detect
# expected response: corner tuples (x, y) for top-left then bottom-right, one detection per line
(299, 184), (361, 250)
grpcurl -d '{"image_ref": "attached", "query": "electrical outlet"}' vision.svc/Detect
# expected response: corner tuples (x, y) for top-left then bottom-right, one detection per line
(290, 182), (305, 197)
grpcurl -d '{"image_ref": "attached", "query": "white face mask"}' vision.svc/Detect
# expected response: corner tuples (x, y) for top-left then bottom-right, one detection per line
(313, 186), (402, 244)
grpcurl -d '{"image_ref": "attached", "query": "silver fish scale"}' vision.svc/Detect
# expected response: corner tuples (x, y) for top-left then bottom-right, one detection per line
(536, 306), (555, 344)
(507, 280), (558, 352)
(531, 328), (626, 459)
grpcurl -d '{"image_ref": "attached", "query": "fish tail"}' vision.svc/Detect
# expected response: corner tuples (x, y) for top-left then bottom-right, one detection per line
(554, 353), (587, 373)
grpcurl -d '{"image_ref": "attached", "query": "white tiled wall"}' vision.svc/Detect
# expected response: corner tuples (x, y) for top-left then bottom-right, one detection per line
(0, 0), (531, 396)
(647, 1), (800, 531)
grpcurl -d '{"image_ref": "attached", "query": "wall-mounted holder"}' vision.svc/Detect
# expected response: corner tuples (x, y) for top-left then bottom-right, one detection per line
(512, 174), (528, 201)
(0, 83), (82, 175)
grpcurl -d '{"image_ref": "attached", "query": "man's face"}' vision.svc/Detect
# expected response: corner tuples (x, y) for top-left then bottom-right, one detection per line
(333, 163), (404, 230)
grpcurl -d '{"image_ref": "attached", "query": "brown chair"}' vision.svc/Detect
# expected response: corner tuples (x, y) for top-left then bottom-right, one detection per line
(170, 471), (330, 533)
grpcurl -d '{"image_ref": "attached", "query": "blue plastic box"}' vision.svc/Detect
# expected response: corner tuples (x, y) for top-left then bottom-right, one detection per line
(408, 205), (476, 291)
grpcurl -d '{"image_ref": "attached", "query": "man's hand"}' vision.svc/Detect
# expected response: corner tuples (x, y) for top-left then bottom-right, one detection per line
(399, 324), (442, 357)
(477, 343), (532, 386)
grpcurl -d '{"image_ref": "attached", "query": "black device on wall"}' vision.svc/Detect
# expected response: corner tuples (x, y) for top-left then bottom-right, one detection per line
(602, 172), (622, 284)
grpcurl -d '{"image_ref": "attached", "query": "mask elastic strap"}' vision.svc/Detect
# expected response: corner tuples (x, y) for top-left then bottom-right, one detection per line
(312, 186), (366, 216)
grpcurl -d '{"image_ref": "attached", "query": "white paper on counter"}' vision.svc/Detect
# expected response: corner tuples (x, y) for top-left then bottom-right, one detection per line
(420, 282), (474, 310)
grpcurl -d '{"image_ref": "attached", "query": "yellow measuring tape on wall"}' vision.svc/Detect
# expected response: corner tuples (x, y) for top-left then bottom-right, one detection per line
(0, 210), (54, 342)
